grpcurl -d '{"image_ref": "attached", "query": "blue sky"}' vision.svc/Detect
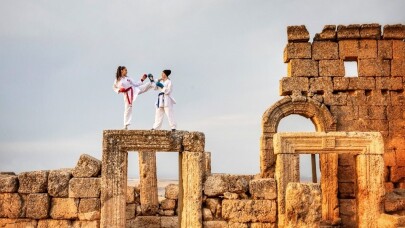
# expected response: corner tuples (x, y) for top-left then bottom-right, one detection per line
(0, 0), (404, 179)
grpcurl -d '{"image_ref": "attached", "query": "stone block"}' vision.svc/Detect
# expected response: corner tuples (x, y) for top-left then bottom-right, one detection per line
(182, 132), (205, 152)
(26, 193), (50, 219)
(391, 166), (405, 182)
(391, 91), (405, 106)
(314, 25), (336, 41)
(203, 207), (213, 221)
(338, 154), (356, 166)
(358, 105), (387, 120)
(223, 192), (239, 199)
(338, 165), (356, 182)
(323, 92), (348, 106)
(287, 25), (310, 42)
(319, 60), (345, 77)
(158, 209), (175, 216)
(330, 106), (358, 122)
(366, 90), (390, 106)
(205, 198), (222, 218)
(279, 77), (309, 96)
(389, 119), (405, 137)
(360, 23), (381, 39)
(333, 77), (350, 90)
(393, 40), (405, 60)
(50, 198), (79, 219)
(339, 40), (359, 60)
(203, 221), (228, 228)
(309, 77), (333, 92)
(349, 77), (375, 90)
(337, 24), (361, 40)
(0, 174), (18, 193)
(358, 59), (390, 77)
(228, 222), (249, 228)
(127, 186), (135, 203)
(285, 183), (321, 228)
(384, 149), (397, 167)
(249, 178), (277, 200)
(0, 218), (37, 227)
(396, 150), (405, 166)
(165, 184), (179, 200)
(161, 199), (176, 210)
(339, 199), (356, 216)
(376, 77), (403, 90)
(18, 170), (49, 193)
(204, 174), (253, 197)
(37, 219), (72, 228)
(338, 182), (355, 198)
(161, 216), (178, 228)
(72, 154), (101, 178)
(0, 193), (23, 218)
(385, 182), (394, 193)
(127, 216), (160, 228)
(383, 24), (405, 39)
(378, 213), (405, 228)
(378, 40), (393, 59)
(287, 59), (319, 77)
(69, 178), (100, 198)
(392, 59), (405, 76)
(385, 189), (405, 212)
(222, 200), (276, 223)
(48, 169), (71, 198)
(312, 41), (339, 60)
(78, 198), (100, 221)
(126, 203), (136, 220)
(72, 220), (100, 228)
(359, 39), (377, 59)
(283, 42), (311, 62)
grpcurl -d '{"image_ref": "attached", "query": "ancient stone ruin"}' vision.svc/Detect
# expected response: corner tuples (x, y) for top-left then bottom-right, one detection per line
(1, 23), (405, 227)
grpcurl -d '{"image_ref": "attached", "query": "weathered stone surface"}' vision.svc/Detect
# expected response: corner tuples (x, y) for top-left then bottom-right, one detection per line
(337, 24), (361, 40)
(376, 77), (403, 90)
(182, 132), (205, 152)
(203, 208), (213, 221)
(72, 154), (101, 178)
(203, 221), (228, 228)
(126, 216), (161, 228)
(165, 184), (179, 200)
(18, 170), (49, 193)
(159, 209), (175, 216)
(338, 182), (355, 198)
(279, 77), (309, 96)
(319, 60), (345, 77)
(48, 169), (72, 197)
(228, 222), (248, 228)
(161, 216), (178, 228)
(69, 178), (100, 198)
(204, 174), (253, 197)
(139, 151), (159, 215)
(378, 40), (393, 59)
(393, 40), (405, 60)
(223, 192), (239, 199)
(78, 198), (100, 221)
(332, 77), (350, 90)
(26, 193), (50, 219)
(161, 199), (176, 210)
(314, 25), (336, 41)
(312, 41), (339, 60)
(126, 203), (136, 220)
(358, 59), (390, 77)
(287, 59), (318, 77)
(205, 198), (222, 218)
(392, 59), (405, 76)
(360, 23), (381, 39)
(377, 213), (405, 228)
(0, 218), (37, 227)
(0, 175), (18, 193)
(126, 186), (135, 203)
(385, 189), (405, 213)
(50, 198), (79, 219)
(37, 219), (72, 228)
(287, 25), (310, 42)
(0, 193), (23, 218)
(249, 178), (277, 200)
(359, 39), (377, 59)
(250, 223), (276, 228)
(285, 183), (321, 228)
(222, 200), (276, 223)
(72, 220), (100, 228)
(383, 24), (405, 39)
(283, 42), (311, 62)
(390, 166), (405, 182)
(339, 40), (359, 60)
(310, 77), (333, 93)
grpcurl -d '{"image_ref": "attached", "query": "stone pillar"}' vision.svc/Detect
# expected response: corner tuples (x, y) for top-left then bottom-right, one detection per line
(101, 137), (128, 228)
(181, 152), (203, 228)
(260, 133), (276, 178)
(320, 153), (340, 225)
(203, 152), (211, 182)
(275, 153), (299, 227)
(356, 154), (385, 228)
(138, 151), (159, 215)
(285, 183), (322, 228)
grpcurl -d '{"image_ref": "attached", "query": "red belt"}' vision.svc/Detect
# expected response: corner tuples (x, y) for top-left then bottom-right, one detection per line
(123, 87), (133, 105)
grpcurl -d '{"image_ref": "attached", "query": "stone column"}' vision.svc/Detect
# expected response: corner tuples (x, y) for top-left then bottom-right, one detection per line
(203, 152), (211, 182)
(138, 151), (159, 215)
(101, 137), (128, 228)
(275, 153), (299, 227)
(320, 153), (340, 225)
(181, 152), (203, 228)
(356, 154), (385, 228)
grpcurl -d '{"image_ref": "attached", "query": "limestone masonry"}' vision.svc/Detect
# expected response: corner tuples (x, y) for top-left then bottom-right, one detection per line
(1, 23), (405, 227)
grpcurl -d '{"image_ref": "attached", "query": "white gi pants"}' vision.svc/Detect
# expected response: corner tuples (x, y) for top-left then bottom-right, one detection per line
(152, 106), (176, 130)
(123, 82), (152, 127)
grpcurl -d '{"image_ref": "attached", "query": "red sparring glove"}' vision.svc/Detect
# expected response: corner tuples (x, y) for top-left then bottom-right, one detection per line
(141, 74), (147, 81)
(118, 88), (127, 93)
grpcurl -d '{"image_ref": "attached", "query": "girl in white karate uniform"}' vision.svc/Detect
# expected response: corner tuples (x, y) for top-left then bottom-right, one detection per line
(151, 69), (177, 131)
(113, 66), (153, 130)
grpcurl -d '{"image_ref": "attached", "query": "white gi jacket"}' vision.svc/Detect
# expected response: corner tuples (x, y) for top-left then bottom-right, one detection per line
(155, 79), (176, 108)
(113, 76), (143, 104)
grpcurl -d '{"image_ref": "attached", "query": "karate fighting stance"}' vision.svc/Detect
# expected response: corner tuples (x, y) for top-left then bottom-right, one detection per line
(150, 69), (177, 132)
(113, 66), (153, 130)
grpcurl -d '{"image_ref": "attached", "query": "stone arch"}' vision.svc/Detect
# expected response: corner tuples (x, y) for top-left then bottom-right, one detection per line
(260, 96), (337, 178)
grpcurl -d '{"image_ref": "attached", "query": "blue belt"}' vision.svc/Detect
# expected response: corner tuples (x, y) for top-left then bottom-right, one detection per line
(157, 92), (164, 108)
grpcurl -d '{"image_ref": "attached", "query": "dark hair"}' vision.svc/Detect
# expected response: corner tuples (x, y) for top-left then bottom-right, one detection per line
(116, 66), (126, 80)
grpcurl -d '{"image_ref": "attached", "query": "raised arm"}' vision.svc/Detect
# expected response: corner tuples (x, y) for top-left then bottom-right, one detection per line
(112, 79), (120, 94)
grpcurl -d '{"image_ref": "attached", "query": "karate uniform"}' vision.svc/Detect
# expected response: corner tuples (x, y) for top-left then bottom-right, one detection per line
(152, 79), (177, 130)
(113, 76), (152, 127)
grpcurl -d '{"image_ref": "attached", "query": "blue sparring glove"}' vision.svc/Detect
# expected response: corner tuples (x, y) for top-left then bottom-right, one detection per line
(156, 82), (164, 88)
(147, 74), (154, 82)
